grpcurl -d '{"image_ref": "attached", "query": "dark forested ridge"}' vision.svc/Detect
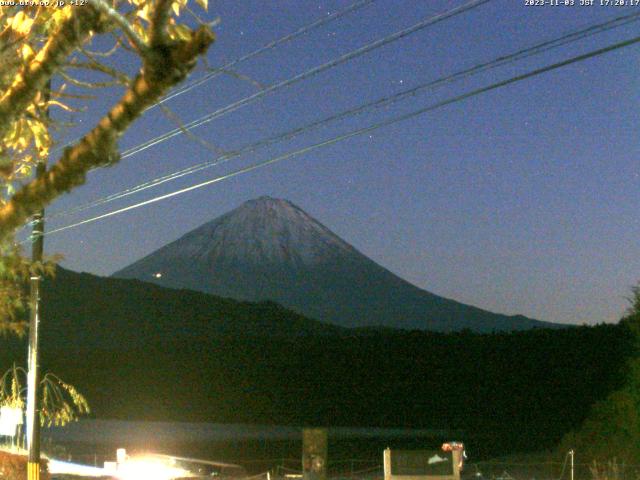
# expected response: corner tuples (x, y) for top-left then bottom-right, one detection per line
(37, 325), (629, 457)
(40, 267), (346, 346)
(0, 267), (630, 459)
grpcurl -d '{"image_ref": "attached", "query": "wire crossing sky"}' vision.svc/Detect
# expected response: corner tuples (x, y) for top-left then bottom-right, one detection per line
(117, 0), (491, 161)
(44, 9), (640, 223)
(43, 0), (640, 326)
(53, 0), (377, 155)
(38, 32), (640, 239)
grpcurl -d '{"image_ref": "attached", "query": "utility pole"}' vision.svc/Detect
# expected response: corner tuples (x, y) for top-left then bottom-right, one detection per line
(26, 83), (49, 480)
(26, 201), (44, 480)
(570, 450), (574, 480)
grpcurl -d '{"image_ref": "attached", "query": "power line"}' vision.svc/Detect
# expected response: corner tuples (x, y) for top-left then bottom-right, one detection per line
(44, 0), (491, 224)
(44, 9), (640, 222)
(117, 0), (491, 160)
(39, 33), (640, 238)
(52, 0), (376, 154)
(158, 0), (376, 106)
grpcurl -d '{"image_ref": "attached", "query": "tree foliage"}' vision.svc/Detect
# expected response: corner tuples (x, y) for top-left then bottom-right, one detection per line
(0, 2), (215, 333)
(0, 364), (89, 427)
(558, 283), (640, 463)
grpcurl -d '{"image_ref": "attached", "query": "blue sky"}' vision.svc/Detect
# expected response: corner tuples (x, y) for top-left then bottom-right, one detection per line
(39, 0), (640, 325)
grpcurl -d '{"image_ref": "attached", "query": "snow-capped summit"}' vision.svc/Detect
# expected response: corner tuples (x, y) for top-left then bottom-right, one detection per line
(160, 196), (354, 266)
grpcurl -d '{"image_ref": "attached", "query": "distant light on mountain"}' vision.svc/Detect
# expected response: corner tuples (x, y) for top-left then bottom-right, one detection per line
(113, 196), (561, 332)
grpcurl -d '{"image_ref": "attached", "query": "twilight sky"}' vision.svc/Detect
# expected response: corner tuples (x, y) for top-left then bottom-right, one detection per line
(34, 0), (640, 326)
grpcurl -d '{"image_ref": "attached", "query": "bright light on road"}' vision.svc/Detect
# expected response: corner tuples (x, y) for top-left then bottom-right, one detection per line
(115, 456), (190, 480)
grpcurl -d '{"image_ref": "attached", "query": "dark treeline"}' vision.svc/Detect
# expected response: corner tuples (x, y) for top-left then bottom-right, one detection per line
(0, 268), (631, 459)
(2, 324), (627, 459)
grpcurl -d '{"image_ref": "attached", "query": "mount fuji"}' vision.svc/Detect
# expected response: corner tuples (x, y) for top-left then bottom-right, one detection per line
(113, 196), (559, 332)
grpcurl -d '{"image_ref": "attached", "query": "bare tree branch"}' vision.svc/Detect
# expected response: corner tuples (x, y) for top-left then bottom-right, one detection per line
(59, 70), (122, 89)
(0, 26), (215, 239)
(76, 47), (132, 84)
(158, 102), (227, 156)
(81, 39), (121, 58)
(87, 0), (149, 55)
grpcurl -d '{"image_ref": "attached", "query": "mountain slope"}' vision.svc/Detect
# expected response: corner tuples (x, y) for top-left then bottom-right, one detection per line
(39, 267), (344, 349)
(113, 196), (560, 332)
